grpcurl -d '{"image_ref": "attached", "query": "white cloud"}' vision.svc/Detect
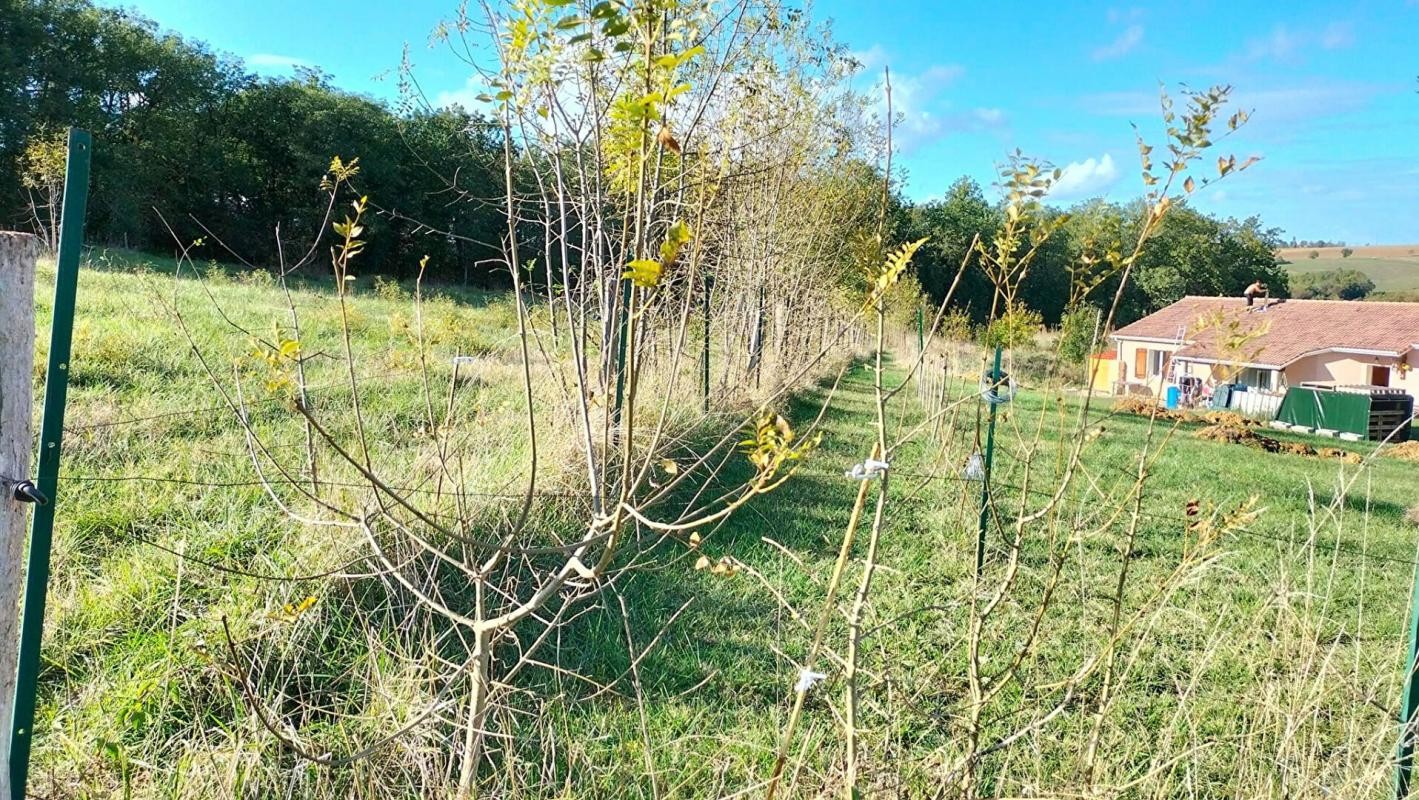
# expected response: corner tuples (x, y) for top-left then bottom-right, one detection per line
(849, 45), (889, 72)
(1080, 80), (1388, 125)
(1245, 26), (1303, 61)
(973, 108), (1005, 125)
(851, 47), (1002, 151)
(1092, 24), (1144, 61)
(1107, 6), (1144, 24)
(1319, 22), (1355, 49)
(435, 75), (487, 111)
(1243, 23), (1355, 62)
(1050, 154), (1120, 201)
(868, 62), (966, 151)
(246, 53), (309, 71)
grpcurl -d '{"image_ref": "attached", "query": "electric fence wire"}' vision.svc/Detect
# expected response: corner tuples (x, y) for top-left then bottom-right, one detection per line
(62, 365), (433, 432)
(890, 469), (1419, 572)
(53, 473), (590, 500)
(42, 460), (1419, 586)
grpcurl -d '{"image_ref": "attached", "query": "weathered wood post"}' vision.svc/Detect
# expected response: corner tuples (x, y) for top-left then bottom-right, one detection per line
(0, 231), (39, 800)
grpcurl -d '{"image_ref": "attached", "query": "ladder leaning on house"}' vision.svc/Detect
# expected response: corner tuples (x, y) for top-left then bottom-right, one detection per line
(1163, 324), (1187, 386)
(1162, 323), (1211, 406)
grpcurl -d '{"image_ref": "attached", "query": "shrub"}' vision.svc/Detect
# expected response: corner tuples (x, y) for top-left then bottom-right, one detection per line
(238, 268), (274, 289)
(373, 275), (410, 302)
(1057, 305), (1101, 365)
(983, 307), (1042, 350)
(1010, 349), (1057, 385)
(1341, 247), (1354, 258)
(1308, 250), (1320, 259)
(938, 308), (974, 342)
(203, 260), (229, 284)
(1291, 268), (1375, 300)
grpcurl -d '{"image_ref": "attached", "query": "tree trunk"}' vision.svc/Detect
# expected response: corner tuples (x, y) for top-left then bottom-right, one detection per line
(0, 232), (39, 800)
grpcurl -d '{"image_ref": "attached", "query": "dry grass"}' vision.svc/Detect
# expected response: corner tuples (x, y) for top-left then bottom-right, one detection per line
(1112, 397), (1260, 429)
(1111, 395), (1187, 421)
(1386, 441), (1419, 463)
(1193, 422), (1364, 462)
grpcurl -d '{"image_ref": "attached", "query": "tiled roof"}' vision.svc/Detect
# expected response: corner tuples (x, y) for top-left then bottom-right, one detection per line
(1111, 296), (1419, 368)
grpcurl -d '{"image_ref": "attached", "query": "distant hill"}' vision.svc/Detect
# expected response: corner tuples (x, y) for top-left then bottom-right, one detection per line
(1278, 244), (1419, 294)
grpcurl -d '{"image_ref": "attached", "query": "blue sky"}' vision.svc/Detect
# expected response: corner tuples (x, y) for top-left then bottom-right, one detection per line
(97, 0), (1419, 243)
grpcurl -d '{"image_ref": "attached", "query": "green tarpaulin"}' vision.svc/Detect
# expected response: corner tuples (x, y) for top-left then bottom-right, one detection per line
(1276, 386), (1414, 441)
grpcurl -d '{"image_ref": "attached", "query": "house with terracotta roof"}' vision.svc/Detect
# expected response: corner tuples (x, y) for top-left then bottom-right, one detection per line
(1108, 296), (1419, 403)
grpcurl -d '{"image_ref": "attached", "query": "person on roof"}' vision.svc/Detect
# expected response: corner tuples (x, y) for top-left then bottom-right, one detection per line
(1244, 280), (1268, 308)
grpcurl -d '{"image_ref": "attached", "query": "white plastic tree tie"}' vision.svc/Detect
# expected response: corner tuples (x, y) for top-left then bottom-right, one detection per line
(843, 458), (890, 480)
(980, 373), (1017, 405)
(795, 668), (828, 693)
(964, 451), (985, 481)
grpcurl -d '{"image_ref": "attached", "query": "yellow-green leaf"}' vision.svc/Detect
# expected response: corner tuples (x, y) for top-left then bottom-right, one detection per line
(624, 259), (663, 288)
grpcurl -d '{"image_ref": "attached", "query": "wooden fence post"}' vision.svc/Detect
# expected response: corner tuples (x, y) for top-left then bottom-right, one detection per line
(0, 231), (39, 800)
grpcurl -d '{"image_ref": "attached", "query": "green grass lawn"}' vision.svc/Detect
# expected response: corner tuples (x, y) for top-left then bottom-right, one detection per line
(30, 250), (548, 796)
(1284, 254), (1419, 292)
(25, 252), (1419, 797)
(525, 362), (1419, 796)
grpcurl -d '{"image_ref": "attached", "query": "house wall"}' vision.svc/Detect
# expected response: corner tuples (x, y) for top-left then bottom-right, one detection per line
(1399, 349), (1419, 396)
(1116, 337), (1419, 400)
(1284, 352), (1413, 393)
(1113, 338), (1181, 396)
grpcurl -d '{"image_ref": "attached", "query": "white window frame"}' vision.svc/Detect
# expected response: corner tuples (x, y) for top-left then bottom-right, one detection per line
(1237, 367), (1278, 391)
(1148, 349), (1167, 377)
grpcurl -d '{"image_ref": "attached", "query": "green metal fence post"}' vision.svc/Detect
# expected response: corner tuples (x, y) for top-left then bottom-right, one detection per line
(701, 273), (712, 414)
(749, 285), (765, 389)
(613, 276), (631, 423)
(916, 303), (924, 358)
(1396, 564), (1419, 798)
(975, 346), (1002, 577)
(9, 128), (90, 798)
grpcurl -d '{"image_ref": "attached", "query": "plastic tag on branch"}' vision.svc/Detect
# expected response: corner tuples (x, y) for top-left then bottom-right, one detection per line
(979, 369), (1017, 405)
(844, 458), (889, 481)
(794, 668), (828, 693)
(964, 451), (985, 482)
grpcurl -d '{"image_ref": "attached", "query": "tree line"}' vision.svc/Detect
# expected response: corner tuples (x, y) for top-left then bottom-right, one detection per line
(1, 0), (508, 283)
(898, 177), (1289, 326)
(3, 0), (1289, 324)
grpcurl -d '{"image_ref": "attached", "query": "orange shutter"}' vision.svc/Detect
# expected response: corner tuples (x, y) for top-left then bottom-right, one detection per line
(1134, 348), (1147, 379)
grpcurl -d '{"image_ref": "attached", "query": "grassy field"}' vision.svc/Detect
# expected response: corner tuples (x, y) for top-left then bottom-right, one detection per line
(1279, 244), (1419, 293)
(31, 249), (550, 797)
(530, 364), (1419, 796)
(25, 251), (1419, 796)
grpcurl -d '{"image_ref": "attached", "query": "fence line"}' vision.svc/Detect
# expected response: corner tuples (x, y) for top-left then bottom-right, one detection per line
(63, 366), (433, 432)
